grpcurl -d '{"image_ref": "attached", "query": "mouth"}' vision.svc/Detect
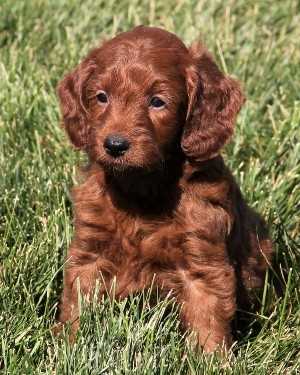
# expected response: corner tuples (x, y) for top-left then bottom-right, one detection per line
(96, 151), (164, 175)
(99, 155), (131, 173)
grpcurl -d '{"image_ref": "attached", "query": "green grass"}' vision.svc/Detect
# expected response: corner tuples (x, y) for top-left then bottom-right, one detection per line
(0, 0), (299, 373)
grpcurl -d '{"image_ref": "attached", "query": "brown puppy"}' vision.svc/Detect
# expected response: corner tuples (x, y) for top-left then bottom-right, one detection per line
(57, 26), (272, 352)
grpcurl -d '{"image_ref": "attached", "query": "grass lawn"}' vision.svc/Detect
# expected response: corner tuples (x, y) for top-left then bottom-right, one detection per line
(0, 0), (300, 373)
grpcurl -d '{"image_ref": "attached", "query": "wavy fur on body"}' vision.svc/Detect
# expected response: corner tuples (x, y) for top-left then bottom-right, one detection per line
(57, 26), (272, 352)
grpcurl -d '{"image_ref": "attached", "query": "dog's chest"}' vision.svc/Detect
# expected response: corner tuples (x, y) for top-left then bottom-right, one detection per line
(74, 175), (232, 268)
(76, 193), (191, 266)
(102, 203), (188, 266)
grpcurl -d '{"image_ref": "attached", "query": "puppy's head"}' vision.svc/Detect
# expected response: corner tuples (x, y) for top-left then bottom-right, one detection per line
(58, 26), (245, 173)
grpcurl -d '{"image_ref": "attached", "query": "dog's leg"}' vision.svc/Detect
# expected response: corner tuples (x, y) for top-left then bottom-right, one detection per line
(56, 257), (109, 341)
(55, 264), (89, 341)
(178, 266), (236, 353)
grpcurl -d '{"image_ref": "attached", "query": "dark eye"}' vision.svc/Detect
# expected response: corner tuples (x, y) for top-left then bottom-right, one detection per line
(96, 90), (108, 104)
(150, 96), (165, 109)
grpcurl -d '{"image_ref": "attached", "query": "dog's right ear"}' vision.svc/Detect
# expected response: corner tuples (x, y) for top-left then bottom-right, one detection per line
(57, 60), (96, 149)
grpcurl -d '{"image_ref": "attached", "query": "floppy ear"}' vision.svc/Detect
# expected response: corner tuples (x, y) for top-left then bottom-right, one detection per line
(181, 43), (245, 161)
(57, 60), (96, 149)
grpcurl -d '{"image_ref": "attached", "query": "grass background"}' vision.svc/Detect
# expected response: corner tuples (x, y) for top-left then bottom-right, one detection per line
(0, 0), (299, 373)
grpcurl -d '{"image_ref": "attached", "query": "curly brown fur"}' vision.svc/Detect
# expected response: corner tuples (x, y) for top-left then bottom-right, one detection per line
(57, 26), (272, 352)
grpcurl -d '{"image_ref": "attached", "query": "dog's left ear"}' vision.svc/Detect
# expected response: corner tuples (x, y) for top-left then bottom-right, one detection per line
(181, 42), (245, 161)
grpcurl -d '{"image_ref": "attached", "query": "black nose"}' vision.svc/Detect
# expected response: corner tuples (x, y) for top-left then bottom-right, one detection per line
(103, 134), (130, 157)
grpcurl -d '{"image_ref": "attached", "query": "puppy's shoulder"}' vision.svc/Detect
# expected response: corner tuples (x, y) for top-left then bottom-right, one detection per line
(180, 156), (235, 207)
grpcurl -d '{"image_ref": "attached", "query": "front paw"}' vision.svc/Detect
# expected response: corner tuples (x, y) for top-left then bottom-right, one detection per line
(186, 330), (232, 354)
(51, 318), (79, 344)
